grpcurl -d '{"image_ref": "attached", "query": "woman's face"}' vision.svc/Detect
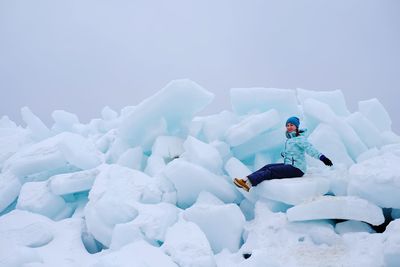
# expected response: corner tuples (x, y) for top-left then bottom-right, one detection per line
(286, 123), (297, 133)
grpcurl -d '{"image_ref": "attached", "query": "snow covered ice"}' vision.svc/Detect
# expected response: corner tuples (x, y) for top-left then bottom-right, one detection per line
(1, 79), (400, 267)
(286, 196), (385, 226)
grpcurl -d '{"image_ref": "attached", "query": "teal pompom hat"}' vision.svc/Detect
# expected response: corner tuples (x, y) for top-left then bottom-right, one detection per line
(286, 116), (300, 128)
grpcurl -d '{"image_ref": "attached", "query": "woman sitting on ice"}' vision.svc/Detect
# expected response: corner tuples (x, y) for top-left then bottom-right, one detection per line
(234, 116), (333, 192)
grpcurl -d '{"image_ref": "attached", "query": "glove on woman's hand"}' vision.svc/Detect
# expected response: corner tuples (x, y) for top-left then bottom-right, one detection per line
(320, 155), (333, 166)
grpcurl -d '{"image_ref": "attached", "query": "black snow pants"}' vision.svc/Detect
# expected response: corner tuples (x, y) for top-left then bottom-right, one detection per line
(247, 163), (304, 186)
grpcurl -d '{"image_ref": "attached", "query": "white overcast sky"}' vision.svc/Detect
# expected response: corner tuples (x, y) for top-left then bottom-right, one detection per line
(1, 0), (399, 133)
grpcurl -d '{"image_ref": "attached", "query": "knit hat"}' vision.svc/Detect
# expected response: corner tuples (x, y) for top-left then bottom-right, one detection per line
(286, 116), (300, 128)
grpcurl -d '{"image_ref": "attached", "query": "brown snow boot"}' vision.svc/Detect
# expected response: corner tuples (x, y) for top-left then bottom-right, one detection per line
(233, 178), (250, 192)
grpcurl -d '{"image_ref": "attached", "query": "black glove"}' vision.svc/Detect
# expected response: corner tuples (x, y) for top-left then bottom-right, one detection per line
(320, 155), (333, 166)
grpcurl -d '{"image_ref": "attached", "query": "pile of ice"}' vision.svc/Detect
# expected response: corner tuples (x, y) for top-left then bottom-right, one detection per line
(1, 79), (400, 267)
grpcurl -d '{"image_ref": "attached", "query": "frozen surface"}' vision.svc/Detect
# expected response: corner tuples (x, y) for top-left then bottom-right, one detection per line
(119, 79), (214, 152)
(110, 202), (180, 248)
(84, 164), (173, 247)
(346, 112), (382, 149)
(0, 122), (30, 170)
(92, 240), (178, 267)
(51, 110), (80, 133)
(358, 98), (392, 132)
(49, 168), (100, 195)
(197, 110), (237, 143)
(348, 151), (400, 208)
(383, 219), (400, 267)
(0, 172), (21, 212)
(287, 196), (385, 226)
(297, 88), (350, 116)
(0, 81), (399, 267)
(237, 201), (386, 267)
(224, 157), (252, 179)
(162, 220), (216, 267)
(231, 128), (285, 160)
(17, 181), (73, 220)
(151, 136), (184, 160)
(230, 88), (299, 117)
(21, 107), (51, 141)
(335, 220), (375, 235)
(3, 132), (102, 179)
(183, 192), (245, 253)
(225, 109), (280, 146)
(0, 210), (95, 266)
(302, 98), (367, 160)
(308, 124), (354, 167)
(252, 176), (330, 205)
(116, 146), (144, 170)
(164, 159), (239, 208)
(181, 136), (223, 174)
(0, 210), (54, 248)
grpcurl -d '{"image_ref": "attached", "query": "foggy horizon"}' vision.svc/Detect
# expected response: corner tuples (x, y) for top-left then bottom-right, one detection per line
(1, 0), (399, 133)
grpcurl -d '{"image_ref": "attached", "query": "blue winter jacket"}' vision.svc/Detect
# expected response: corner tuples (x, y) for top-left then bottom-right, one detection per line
(282, 129), (322, 174)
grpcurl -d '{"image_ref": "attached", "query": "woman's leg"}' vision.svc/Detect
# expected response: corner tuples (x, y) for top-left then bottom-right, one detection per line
(268, 164), (304, 179)
(249, 163), (283, 178)
(247, 164), (304, 186)
(247, 163), (285, 186)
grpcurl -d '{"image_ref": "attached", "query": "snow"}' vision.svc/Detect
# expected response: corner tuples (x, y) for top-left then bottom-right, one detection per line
(210, 140), (232, 162)
(144, 154), (166, 176)
(286, 196), (385, 226)
(383, 219), (400, 267)
(21, 107), (51, 142)
(303, 98), (368, 160)
(151, 136), (184, 160)
(308, 123), (354, 167)
(51, 110), (80, 133)
(358, 98), (392, 132)
(116, 146), (144, 170)
(162, 220), (216, 267)
(0, 210), (95, 266)
(224, 157), (252, 179)
(230, 87), (299, 117)
(225, 109), (280, 146)
(192, 110), (237, 143)
(231, 128), (285, 160)
(2, 132), (102, 180)
(181, 136), (223, 174)
(17, 181), (74, 220)
(239, 201), (347, 267)
(118, 79), (214, 152)
(296, 88), (350, 116)
(0, 116), (17, 128)
(381, 130), (400, 145)
(1, 80), (399, 266)
(0, 243), (43, 266)
(0, 210), (54, 248)
(84, 164), (173, 247)
(0, 123), (30, 170)
(183, 192), (245, 253)
(335, 220), (375, 235)
(0, 172), (21, 212)
(252, 176), (330, 205)
(92, 240), (178, 267)
(164, 159), (239, 208)
(346, 111), (383, 149)
(101, 106), (118, 121)
(348, 151), (400, 208)
(49, 168), (99, 195)
(111, 202), (180, 247)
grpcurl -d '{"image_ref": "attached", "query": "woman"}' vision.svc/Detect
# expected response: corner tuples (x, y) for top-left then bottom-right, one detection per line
(234, 116), (333, 192)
